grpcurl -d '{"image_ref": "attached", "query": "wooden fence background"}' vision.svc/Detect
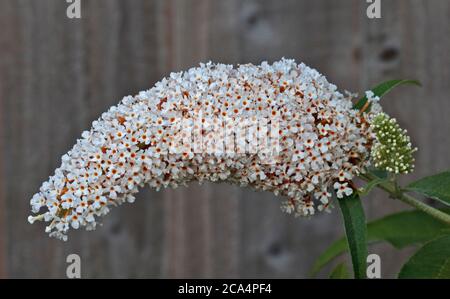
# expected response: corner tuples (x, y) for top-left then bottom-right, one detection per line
(1, 0), (449, 278)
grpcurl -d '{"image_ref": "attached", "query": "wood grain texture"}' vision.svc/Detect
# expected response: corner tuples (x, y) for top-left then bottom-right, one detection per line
(1, 0), (449, 278)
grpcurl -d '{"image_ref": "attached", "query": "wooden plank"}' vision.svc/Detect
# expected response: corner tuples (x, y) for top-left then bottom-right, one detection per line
(74, 0), (165, 278)
(159, 0), (212, 278)
(0, 0), (19, 280)
(359, 0), (450, 278)
(0, 0), (165, 278)
(159, 0), (242, 278)
(236, 0), (362, 278)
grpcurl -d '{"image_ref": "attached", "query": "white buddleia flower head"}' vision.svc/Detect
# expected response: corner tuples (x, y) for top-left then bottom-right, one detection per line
(28, 58), (382, 240)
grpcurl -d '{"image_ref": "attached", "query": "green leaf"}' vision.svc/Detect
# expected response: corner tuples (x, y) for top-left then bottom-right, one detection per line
(353, 79), (421, 110)
(329, 262), (350, 279)
(368, 210), (450, 249)
(338, 194), (368, 279)
(406, 171), (450, 206)
(309, 209), (450, 277)
(399, 235), (450, 278)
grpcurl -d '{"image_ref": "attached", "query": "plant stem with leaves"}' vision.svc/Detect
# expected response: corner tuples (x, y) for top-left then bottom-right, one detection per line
(360, 172), (450, 225)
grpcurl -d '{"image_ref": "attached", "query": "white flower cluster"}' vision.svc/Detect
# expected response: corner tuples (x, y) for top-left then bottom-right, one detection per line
(28, 58), (380, 240)
(365, 90), (380, 103)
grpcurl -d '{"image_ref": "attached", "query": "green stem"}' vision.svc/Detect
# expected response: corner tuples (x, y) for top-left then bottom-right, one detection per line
(361, 173), (450, 226)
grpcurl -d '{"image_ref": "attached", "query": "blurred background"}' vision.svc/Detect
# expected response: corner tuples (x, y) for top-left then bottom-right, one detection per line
(1, 0), (449, 278)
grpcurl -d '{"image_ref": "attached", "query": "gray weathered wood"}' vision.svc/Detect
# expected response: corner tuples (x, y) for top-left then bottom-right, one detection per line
(1, 0), (450, 278)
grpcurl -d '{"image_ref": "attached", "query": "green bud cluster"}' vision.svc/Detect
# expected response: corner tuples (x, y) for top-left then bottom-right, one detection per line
(370, 113), (417, 174)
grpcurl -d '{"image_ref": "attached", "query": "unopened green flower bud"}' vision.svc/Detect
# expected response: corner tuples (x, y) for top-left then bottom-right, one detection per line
(370, 113), (417, 174)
